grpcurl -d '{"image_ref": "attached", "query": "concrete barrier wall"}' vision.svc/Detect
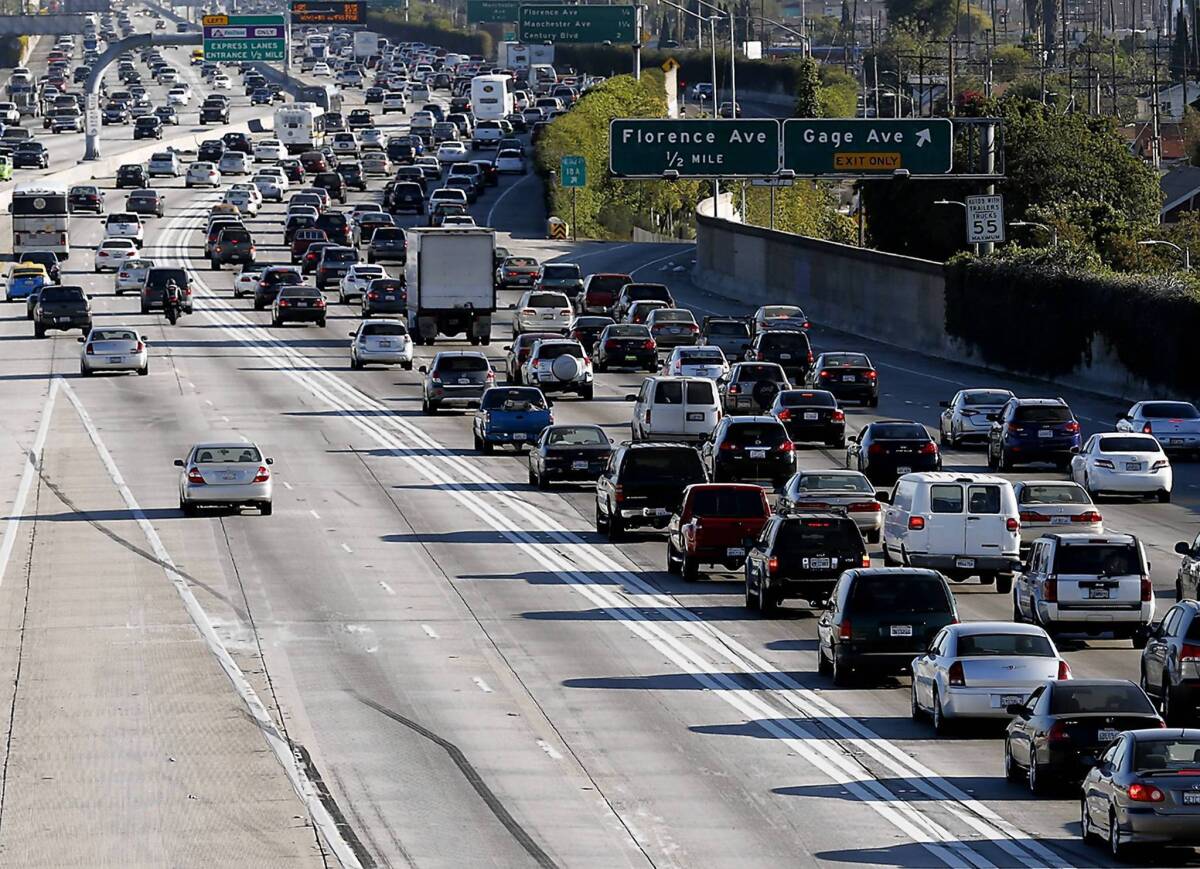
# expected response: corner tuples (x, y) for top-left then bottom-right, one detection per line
(692, 213), (1173, 401)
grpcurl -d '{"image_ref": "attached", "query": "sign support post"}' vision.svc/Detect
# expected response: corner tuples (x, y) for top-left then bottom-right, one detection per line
(633, 4), (643, 80)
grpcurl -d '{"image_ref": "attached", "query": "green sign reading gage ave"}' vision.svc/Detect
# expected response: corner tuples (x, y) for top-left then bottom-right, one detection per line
(467, 0), (521, 23)
(782, 119), (953, 175)
(609, 119), (780, 178)
(518, 4), (637, 44)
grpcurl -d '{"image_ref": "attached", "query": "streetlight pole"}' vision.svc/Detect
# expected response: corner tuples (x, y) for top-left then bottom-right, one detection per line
(661, 0), (723, 210)
(694, 0), (736, 112)
(1138, 239), (1192, 270)
(1009, 220), (1058, 247)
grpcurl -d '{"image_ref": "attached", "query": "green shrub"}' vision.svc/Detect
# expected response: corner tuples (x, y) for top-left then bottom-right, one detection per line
(367, 11), (492, 57)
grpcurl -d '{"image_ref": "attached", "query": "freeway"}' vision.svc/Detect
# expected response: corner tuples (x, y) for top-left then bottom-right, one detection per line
(3, 45), (1200, 869)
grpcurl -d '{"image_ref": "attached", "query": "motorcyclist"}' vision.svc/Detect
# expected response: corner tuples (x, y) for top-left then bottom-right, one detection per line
(164, 279), (182, 324)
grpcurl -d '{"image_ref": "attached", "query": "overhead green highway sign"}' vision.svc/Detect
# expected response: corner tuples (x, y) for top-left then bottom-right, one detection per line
(467, 0), (521, 23)
(782, 118), (954, 175)
(609, 119), (780, 178)
(518, 4), (637, 44)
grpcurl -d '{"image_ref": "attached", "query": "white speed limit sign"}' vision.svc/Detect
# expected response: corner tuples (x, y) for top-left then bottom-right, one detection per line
(966, 194), (1005, 244)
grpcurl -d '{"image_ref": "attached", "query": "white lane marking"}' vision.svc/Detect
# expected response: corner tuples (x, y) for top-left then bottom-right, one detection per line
(485, 170), (535, 228)
(379, 580), (396, 595)
(537, 739), (563, 761)
(309, 509), (321, 520)
(204, 398), (213, 406)
(58, 380), (363, 869)
(221, 416), (230, 423)
(630, 246), (696, 277)
(282, 481), (293, 490)
(166, 194), (1064, 869)
(0, 379), (59, 588)
(188, 381), (196, 389)
(340, 542), (352, 553)
(420, 623), (439, 639)
(472, 677), (493, 694)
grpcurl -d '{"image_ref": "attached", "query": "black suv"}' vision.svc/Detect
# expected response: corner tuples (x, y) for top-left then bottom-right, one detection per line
(211, 227), (256, 269)
(133, 116), (162, 139)
(746, 329), (812, 382)
(33, 285), (92, 338)
(744, 513), (869, 613)
(594, 443), (708, 539)
(768, 389), (846, 448)
(200, 97), (230, 124)
(221, 131), (252, 154)
(701, 416), (795, 487)
(315, 171), (347, 203)
(253, 266), (303, 310)
(198, 139), (224, 162)
(116, 163), (148, 189)
(387, 181), (425, 214)
(816, 568), (958, 684)
(315, 245), (358, 290)
(367, 227), (407, 264)
(141, 267), (193, 314)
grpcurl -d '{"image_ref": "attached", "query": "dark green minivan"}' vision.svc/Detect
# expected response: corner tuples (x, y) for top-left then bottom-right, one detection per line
(816, 568), (958, 686)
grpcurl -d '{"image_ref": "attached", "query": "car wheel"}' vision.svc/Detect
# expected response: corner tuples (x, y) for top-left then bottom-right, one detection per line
(932, 689), (951, 735)
(33, 324), (44, 338)
(680, 548), (699, 582)
(80, 364), (91, 377)
(817, 642), (832, 676)
(580, 383), (594, 400)
(180, 500), (198, 517)
(986, 443), (998, 470)
(866, 530), (880, 544)
(666, 540), (682, 575)
(830, 649), (850, 686)
(1080, 799), (1099, 845)
(1108, 812), (1126, 859)
(594, 501), (608, 534)
(998, 448), (1010, 472)
(1027, 756), (1043, 794)
(910, 679), (925, 721)
(1158, 489), (1172, 503)
(996, 573), (1013, 594)
(137, 365), (148, 376)
(1012, 592), (1026, 623)
(317, 318), (326, 328)
(1003, 741), (1022, 782)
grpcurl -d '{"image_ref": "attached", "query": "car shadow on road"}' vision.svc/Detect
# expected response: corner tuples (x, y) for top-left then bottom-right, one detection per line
(692, 715), (927, 741)
(772, 777), (1040, 803)
(4, 507), (182, 522)
(565, 670), (828, 691)
(463, 570), (625, 586)
(382, 530), (567, 545)
(522, 605), (761, 621)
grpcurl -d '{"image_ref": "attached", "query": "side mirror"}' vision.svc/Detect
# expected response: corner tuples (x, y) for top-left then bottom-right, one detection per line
(507, 302), (516, 309)
(418, 365), (428, 373)
(265, 458), (274, 465)
(544, 397), (554, 407)
(1005, 704), (1028, 717)
(1177, 541), (1191, 556)
(348, 331), (356, 337)
(1115, 413), (1128, 421)
(875, 491), (890, 504)
(141, 336), (149, 342)
(173, 459), (184, 467)
(87, 295), (94, 300)
(986, 413), (999, 422)
(1070, 446), (1080, 454)
(938, 400), (950, 408)
(76, 336), (85, 343)
(624, 393), (637, 401)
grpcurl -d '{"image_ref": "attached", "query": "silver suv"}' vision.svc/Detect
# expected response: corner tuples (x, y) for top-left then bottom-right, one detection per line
(419, 351), (495, 413)
(521, 338), (594, 400)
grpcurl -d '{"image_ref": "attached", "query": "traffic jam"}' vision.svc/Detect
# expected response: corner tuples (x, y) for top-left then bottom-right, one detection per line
(11, 9), (1200, 864)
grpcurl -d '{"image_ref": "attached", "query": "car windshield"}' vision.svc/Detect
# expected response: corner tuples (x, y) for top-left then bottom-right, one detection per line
(529, 293), (567, 308)
(689, 487), (764, 517)
(1140, 401), (1200, 419)
(481, 388), (545, 410)
(956, 633), (1055, 657)
(963, 390), (1012, 406)
(623, 449), (705, 482)
(194, 446), (262, 464)
(436, 355), (489, 373)
(1055, 543), (1141, 576)
(795, 473), (873, 493)
(1098, 436), (1160, 453)
(848, 574), (952, 614)
(607, 325), (649, 338)
(542, 265), (580, 279)
(1018, 484), (1091, 505)
(1013, 405), (1073, 423)
(871, 423), (928, 440)
(781, 390), (836, 408)
(822, 353), (869, 367)
(1049, 683), (1155, 715)
(547, 426), (606, 446)
(1132, 738), (1200, 771)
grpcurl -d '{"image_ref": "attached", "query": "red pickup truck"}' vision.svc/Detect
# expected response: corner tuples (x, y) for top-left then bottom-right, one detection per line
(666, 483), (772, 580)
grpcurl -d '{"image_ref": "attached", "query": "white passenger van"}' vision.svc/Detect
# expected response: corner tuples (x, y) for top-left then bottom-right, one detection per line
(627, 376), (721, 443)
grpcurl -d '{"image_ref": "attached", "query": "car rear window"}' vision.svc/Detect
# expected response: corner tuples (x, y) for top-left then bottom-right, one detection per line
(535, 343), (583, 360)
(725, 423), (788, 445)
(219, 230), (250, 243)
(847, 574), (952, 614)
(436, 355), (489, 373)
(587, 275), (629, 294)
(40, 286), (84, 302)
(761, 332), (810, 350)
(546, 426), (606, 446)
(795, 473), (873, 493)
(689, 487), (765, 517)
(780, 390), (836, 407)
(1018, 484), (1091, 505)
(481, 388), (545, 410)
(622, 449), (705, 482)
(653, 310), (695, 323)
(705, 320), (748, 336)
(1098, 436), (1160, 453)
(763, 306), (803, 317)
(956, 633), (1055, 657)
(542, 265), (580, 279)
(679, 350), (724, 365)
(1053, 543), (1142, 576)
(1049, 683), (1154, 715)
(735, 364), (785, 382)
(775, 518), (863, 554)
(529, 293), (568, 308)
(871, 423), (928, 439)
(1141, 402), (1200, 419)
(194, 446), (262, 463)
(625, 284), (669, 301)
(963, 390), (1012, 406)
(323, 248), (357, 264)
(821, 353), (869, 367)
(282, 287), (322, 298)
(607, 325), (649, 338)
(1013, 405), (1073, 423)
(686, 381), (715, 403)
(654, 380), (683, 404)
(1133, 737), (1200, 771)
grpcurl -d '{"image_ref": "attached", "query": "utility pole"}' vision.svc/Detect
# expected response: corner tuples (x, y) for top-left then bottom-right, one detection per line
(1152, 40), (1163, 168)
(948, 37), (955, 115)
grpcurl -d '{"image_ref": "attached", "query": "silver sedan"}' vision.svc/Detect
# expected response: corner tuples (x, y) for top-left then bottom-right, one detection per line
(938, 388), (1014, 447)
(176, 442), (274, 516)
(910, 621), (1067, 732)
(78, 327), (148, 376)
(1116, 400), (1200, 456)
(1012, 480), (1103, 554)
(777, 469), (882, 542)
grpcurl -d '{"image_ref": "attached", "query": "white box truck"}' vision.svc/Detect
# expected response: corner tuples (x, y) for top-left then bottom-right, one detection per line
(404, 228), (496, 345)
(498, 41), (554, 70)
(354, 31), (379, 61)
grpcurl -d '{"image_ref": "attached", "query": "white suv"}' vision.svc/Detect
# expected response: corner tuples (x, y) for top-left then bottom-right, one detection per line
(521, 338), (594, 400)
(511, 290), (571, 336)
(1013, 533), (1154, 647)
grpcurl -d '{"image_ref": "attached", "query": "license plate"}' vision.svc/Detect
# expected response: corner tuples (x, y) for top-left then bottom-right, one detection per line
(378, 341), (393, 347)
(572, 459), (588, 470)
(1038, 429), (1053, 438)
(956, 557), (976, 569)
(625, 355), (638, 361)
(842, 375), (855, 381)
(668, 327), (680, 334)
(686, 412), (704, 422)
(749, 449), (767, 459)
(541, 314), (555, 319)
(808, 557), (831, 569)
(1184, 792), (1200, 806)
(1051, 516), (1070, 525)
(384, 295), (396, 301)
(779, 353), (792, 360)
(890, 624), (913, 637)
(1171, 438), (1185, 445)
(457, 377), (471, 384)
(1125, 462), (1142, 471)
(1000, 694), (1024, 707)
(1097, 728), (1119, 743)
(512, 432), (526, 441)
(1088, 587), (1110, 599)
(221, 471), (237, 481)
(897, 466), (912, 475)
(727, 547), (745, 557)
(804, 412), (819, 420)
(107, 356), (123, 363)
(644, 507), (667, 516)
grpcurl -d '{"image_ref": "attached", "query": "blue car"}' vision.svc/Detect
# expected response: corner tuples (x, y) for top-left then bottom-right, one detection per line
(6, 267), (46, 302)
(473, 386), (553, 452)
(986, 397), (1082, 471)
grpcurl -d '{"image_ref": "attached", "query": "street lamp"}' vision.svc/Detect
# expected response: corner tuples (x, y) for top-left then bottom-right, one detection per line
(694, 0), (736, 112)
(1009, 220), (1058, 247)
(1138, 239), (1192, 270)
(660, 0), (723, 209)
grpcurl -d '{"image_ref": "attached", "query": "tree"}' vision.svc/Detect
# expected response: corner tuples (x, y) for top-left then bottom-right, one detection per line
(792, 56), (823, 117)
(885, 0), (957, 36)
(1172, 8), (1191, 83)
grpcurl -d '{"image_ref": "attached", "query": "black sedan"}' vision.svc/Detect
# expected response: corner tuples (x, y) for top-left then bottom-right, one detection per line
(1004, 679), (1162, 793)
(68, 184), (105, 214)
(102, 103), (130, 124)
(125, 189), (164, 218)
(527, 424), (613, 488)
(364, 86), (384, 103)
(768, 389), (845, 448)
(806, 351), (879, 407)
(845, 420), (940, 484)
(12, 142), (48, 169)
(272, 285), (327, 327)
(594, 324), (657, 372)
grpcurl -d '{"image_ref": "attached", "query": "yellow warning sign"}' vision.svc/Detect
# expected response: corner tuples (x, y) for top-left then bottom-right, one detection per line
(202, 14), (228, 25)
(661, 57), (680, 72)
(833, 152), (902, 171)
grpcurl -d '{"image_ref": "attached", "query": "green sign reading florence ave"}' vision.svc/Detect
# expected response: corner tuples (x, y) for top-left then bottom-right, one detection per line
(518, 4), (637, 43)
(609, 119), (780, 178)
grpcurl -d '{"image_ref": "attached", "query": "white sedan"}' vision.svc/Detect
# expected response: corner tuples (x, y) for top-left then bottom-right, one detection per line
(186, 161), (221, 188)
(251, 173), (285, 202)
(494, 148), (526, 174)
(1070, 433), (1173, 502)
(312, 63), (331, 77)
(79, 326), (149, 377)
(176, 442), (274, 516)
(212, 73), (232, 89)
(1012, 480), (1103, 552)
(662, 345), (729, 379)
(938, 388), (1016, 448)
(115, 257), (154, 294)
(359, 128), (384, 149)
(253, 139), (285, 162)
(338, 264), (386, 304)
(436, 141), (470, 165)
(93, 238), (139, 272)
(233, 268), (262, 299)
(910, 622), (1068, 732)
(218, 152), (252, 175)
(349, 318), (413, 370)
(382, 91), (407, 113)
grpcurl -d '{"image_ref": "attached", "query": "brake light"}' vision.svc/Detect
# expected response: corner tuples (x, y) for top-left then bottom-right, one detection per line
(1143, 422), (1153, 434)
(919, 442), (938, 455)
(1008, 423), (1021, 434)
(186, 468), (205, 485)
(314, 298), (326, 308)
(1006, 517), (1020, 533)
(1043, 576), (1057, 602)
(215, 244), (222, 252)
(838, 619), (852, 640)
(85, 344), (95, 354)
(767, 556), (778, 573)
(643, 340), (656, 351)
(279, 299), (289, 307)
(868, 443), (883, 455)
(253, 465), (270, 483)
(1057, 659), (1072, 680)
(687, 323), (699, 332)
(368, 291), (379, 300)
(776, 409), (791, 421)
(756, 351), (764, 361)
(807, 351), (814, 363)
(1095, 459), (1115, 469)
(1182, 643), (1200, 662)
(134, 341), (144, 353)
(1073, 511), (1102, 523)
(1047, 721), (1071, 744)
(848, 502), (881, 512)
(860, 554), (871, 566)
(719, 441), (737, 451)
(486, 370), (495, 383)
(1141, 578), (1153, 601)
(947, 661), (965, 687)
(1065, 421), (1080, 433)
(613, 484), (624, 503)
(1020, 511), (1049, 522)
(521, 307), (535, 315)
(908, 516), (925, 531)
(1152, 460), (1169, 470)
(1128, 782), (1165, 803)
(865, 370), (877, 380)
(832, 409), (845, 422)
(728, 384), (740, 395)
(605, 340), (617, 350)
(819, 370), (830, 378)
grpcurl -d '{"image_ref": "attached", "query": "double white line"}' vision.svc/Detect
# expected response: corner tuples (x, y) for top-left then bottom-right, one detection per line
(163, 197), (1072, 869)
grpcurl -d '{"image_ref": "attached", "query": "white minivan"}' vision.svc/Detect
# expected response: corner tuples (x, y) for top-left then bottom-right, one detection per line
(627, 376), (721, 443)
(880, 472), (1021, 592)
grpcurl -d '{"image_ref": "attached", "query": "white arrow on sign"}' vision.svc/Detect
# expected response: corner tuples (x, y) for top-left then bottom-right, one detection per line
(915, 128), (931, 148)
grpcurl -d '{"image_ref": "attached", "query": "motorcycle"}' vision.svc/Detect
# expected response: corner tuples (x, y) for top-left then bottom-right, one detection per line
(164, 283), (182, 325)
